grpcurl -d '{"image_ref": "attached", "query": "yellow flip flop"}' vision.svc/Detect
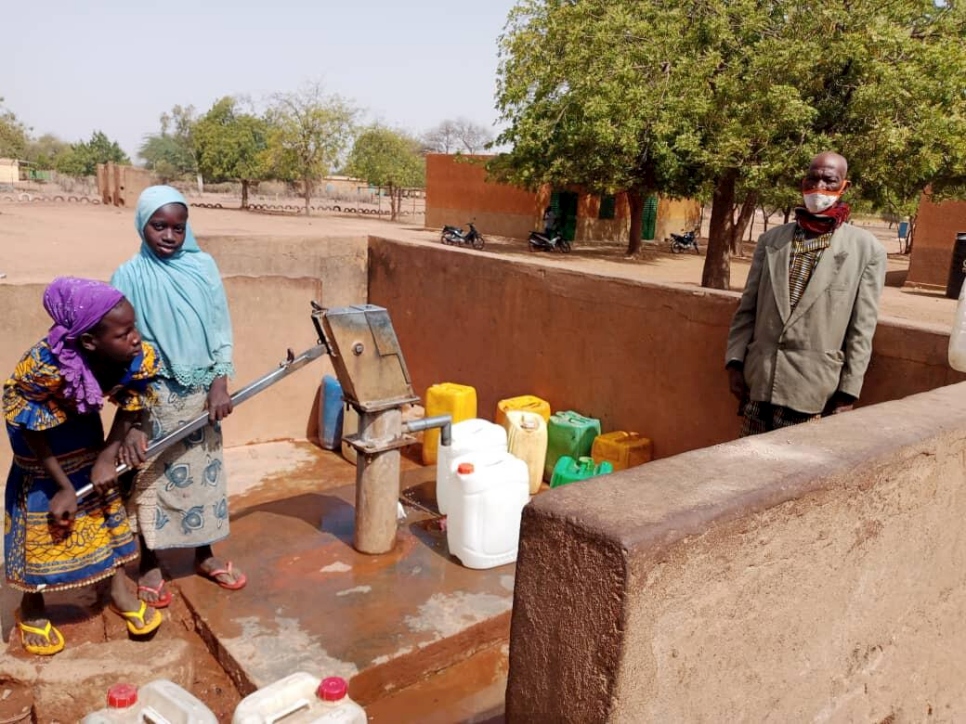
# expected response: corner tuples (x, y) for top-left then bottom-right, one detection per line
(109, 600), (163, 636)
(17, 617), (65, 656)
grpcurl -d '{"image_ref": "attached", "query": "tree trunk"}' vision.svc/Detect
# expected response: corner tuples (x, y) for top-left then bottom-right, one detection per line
(626, 189), (645, 256)
(389, 184), (398, 221)
(303, 178), (312, 216)
(731, 193), (758, 257)
(241, 179), (249, 210)
(783, 206), (792, 224)
(702, 170), (738, 289)
(905, 214), (917, 255)
(197, 173), (204, 195)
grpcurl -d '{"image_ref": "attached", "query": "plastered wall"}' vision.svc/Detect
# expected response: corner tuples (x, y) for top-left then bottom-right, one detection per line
(367, 237), (965, 460)
(906, 192), (966, 290)
(506, 384), (966, 721)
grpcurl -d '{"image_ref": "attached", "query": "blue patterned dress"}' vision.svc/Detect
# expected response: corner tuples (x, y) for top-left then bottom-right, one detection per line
(126, 379), (229, 550)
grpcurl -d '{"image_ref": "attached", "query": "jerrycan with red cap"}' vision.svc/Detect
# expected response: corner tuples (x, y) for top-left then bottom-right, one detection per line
(446, 452), (530, 569)
(81, 680), (217, 723)
(232, 672), (365, 724)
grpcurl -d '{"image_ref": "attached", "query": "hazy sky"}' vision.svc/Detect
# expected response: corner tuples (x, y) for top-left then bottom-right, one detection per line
(4, 0), (518, 158)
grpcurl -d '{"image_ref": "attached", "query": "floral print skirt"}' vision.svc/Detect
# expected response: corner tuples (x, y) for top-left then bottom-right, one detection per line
(127, 378), (229, 551)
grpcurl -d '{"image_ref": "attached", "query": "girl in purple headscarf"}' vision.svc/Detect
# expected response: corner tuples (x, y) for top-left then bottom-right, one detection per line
(3, 277), (164, 656)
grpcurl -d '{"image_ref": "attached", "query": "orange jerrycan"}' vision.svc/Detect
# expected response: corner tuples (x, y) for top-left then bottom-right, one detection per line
(423, 383), (477, 465)
(591, 431), (653, 471)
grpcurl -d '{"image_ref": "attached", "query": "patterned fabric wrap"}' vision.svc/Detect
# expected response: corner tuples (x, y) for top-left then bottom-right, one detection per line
(2, 342), (158, 592)
(788, 226), (834, 309)
(739, 400), (821, 437)
(127, 378), (229, 550)
(3, 341), (159, 431)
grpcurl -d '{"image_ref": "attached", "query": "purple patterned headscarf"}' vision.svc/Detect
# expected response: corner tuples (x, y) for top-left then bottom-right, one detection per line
(43, 277), (125, 414)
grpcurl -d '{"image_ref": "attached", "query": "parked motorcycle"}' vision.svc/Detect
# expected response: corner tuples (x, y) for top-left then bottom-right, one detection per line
(670, 227), (700, 254)
(528, 228), (571, 253)
(441, 222), (485, 250)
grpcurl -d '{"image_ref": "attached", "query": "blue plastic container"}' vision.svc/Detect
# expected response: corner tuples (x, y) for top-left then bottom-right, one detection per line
(319, 375), (345, 450)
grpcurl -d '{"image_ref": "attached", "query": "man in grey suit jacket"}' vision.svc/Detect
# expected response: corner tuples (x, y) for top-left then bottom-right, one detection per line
(725, 151), (887, 436)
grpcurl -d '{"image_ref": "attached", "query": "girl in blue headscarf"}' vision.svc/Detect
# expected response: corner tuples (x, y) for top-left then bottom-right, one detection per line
(112, 186), (247, 606)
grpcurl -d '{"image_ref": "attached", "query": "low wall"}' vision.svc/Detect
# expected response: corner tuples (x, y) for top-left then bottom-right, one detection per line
(506, 384), (966, 720)
(367, 237), (965, 460)
(0, 234), (368, 475)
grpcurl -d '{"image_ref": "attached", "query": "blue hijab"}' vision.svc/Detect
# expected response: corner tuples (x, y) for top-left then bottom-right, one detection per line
(111, 185), (234, 389)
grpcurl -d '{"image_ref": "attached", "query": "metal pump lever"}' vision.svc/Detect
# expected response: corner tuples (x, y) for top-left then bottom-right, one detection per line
(76, 343), (328, 500)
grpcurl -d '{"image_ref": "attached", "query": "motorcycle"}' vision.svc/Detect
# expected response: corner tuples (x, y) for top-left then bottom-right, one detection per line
(528, 228), (571, 253)
(670, 227), (701, 254)
(441, 222), (485, 250)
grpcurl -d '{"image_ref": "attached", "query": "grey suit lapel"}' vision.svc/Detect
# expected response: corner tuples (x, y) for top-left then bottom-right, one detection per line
(766, 228), (794, 323)
(786, 227), (849, 327)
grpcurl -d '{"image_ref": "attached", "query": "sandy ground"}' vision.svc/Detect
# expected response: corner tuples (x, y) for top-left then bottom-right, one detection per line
(0, 201), (955, 328)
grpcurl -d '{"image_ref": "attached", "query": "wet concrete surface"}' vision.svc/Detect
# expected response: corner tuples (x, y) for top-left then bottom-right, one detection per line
(155, 442), (514, 714)
(2, 441), (514, 721)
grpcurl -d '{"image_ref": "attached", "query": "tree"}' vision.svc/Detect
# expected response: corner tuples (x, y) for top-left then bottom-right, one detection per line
(264, 83), (358, 215)
(55, 130), (129, 176)
(346, 126), (425, 221)
(423, 118), (493, 154)
(24, 134), (71, 170)
(496, 0), (966, 287)
(139, 104), (197, 182)
(0, 98), (29, 159)
(193, 97), (269, 208)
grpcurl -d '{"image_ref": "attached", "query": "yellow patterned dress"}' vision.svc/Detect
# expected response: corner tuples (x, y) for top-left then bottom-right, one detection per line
(3, 341), (159, 592)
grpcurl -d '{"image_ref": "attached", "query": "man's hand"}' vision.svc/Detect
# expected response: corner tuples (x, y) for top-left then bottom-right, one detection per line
(206, 377), (233, 423)
(728, 366), (749, 402)
(825, 391), (856, 415)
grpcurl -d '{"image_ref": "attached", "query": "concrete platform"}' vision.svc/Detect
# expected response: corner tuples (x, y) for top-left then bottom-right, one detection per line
(156, 442), (515, 709)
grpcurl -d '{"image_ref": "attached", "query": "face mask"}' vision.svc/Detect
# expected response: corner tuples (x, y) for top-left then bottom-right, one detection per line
(802, 178), (849, 215)
(802, 191), (841, 214)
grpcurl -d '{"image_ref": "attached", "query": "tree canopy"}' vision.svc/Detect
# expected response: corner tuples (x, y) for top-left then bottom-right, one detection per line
(193, 97), (269, 208)
(264, 83), (358, 214)
(55, 130), (129, 176)
(346, 126), (425, 220)
(496, 0), (966, 287)
(422, 118), (494, 154)
(0, 98), (29, 159)
(139, 104), (197, 182)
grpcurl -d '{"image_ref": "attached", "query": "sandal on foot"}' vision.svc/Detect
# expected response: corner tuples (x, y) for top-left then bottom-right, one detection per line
(16, 617), (65, 656)
(109, 600), (163, 636)
(137, 579), (173, 608)
(196, 560), (247, 590)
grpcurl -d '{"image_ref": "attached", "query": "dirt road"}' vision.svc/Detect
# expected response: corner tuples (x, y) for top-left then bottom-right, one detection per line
(0, 201), (954, 327)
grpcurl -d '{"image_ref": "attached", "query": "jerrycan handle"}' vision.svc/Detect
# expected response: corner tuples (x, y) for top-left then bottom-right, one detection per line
(265, 698), (312, 724)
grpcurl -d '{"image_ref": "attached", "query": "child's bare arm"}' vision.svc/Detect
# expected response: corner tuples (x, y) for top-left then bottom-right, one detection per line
(92, 409), (147, 492)
(23, 429), (77, 526)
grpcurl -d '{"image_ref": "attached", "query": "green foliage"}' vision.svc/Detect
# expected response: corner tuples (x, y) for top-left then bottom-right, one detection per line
(139, 105), (197, 181)
(264, 83), (358, 213)
(55, 130), (129, 176)
(0, 98), (29, 159)
(193, 97), (268, 188)
(346, 126), (425, 220)
(24, 133), (71, 170)
(496, 0), (966, 285)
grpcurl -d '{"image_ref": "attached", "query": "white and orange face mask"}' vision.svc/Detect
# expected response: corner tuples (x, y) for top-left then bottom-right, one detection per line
(802, 180), (850, 215)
